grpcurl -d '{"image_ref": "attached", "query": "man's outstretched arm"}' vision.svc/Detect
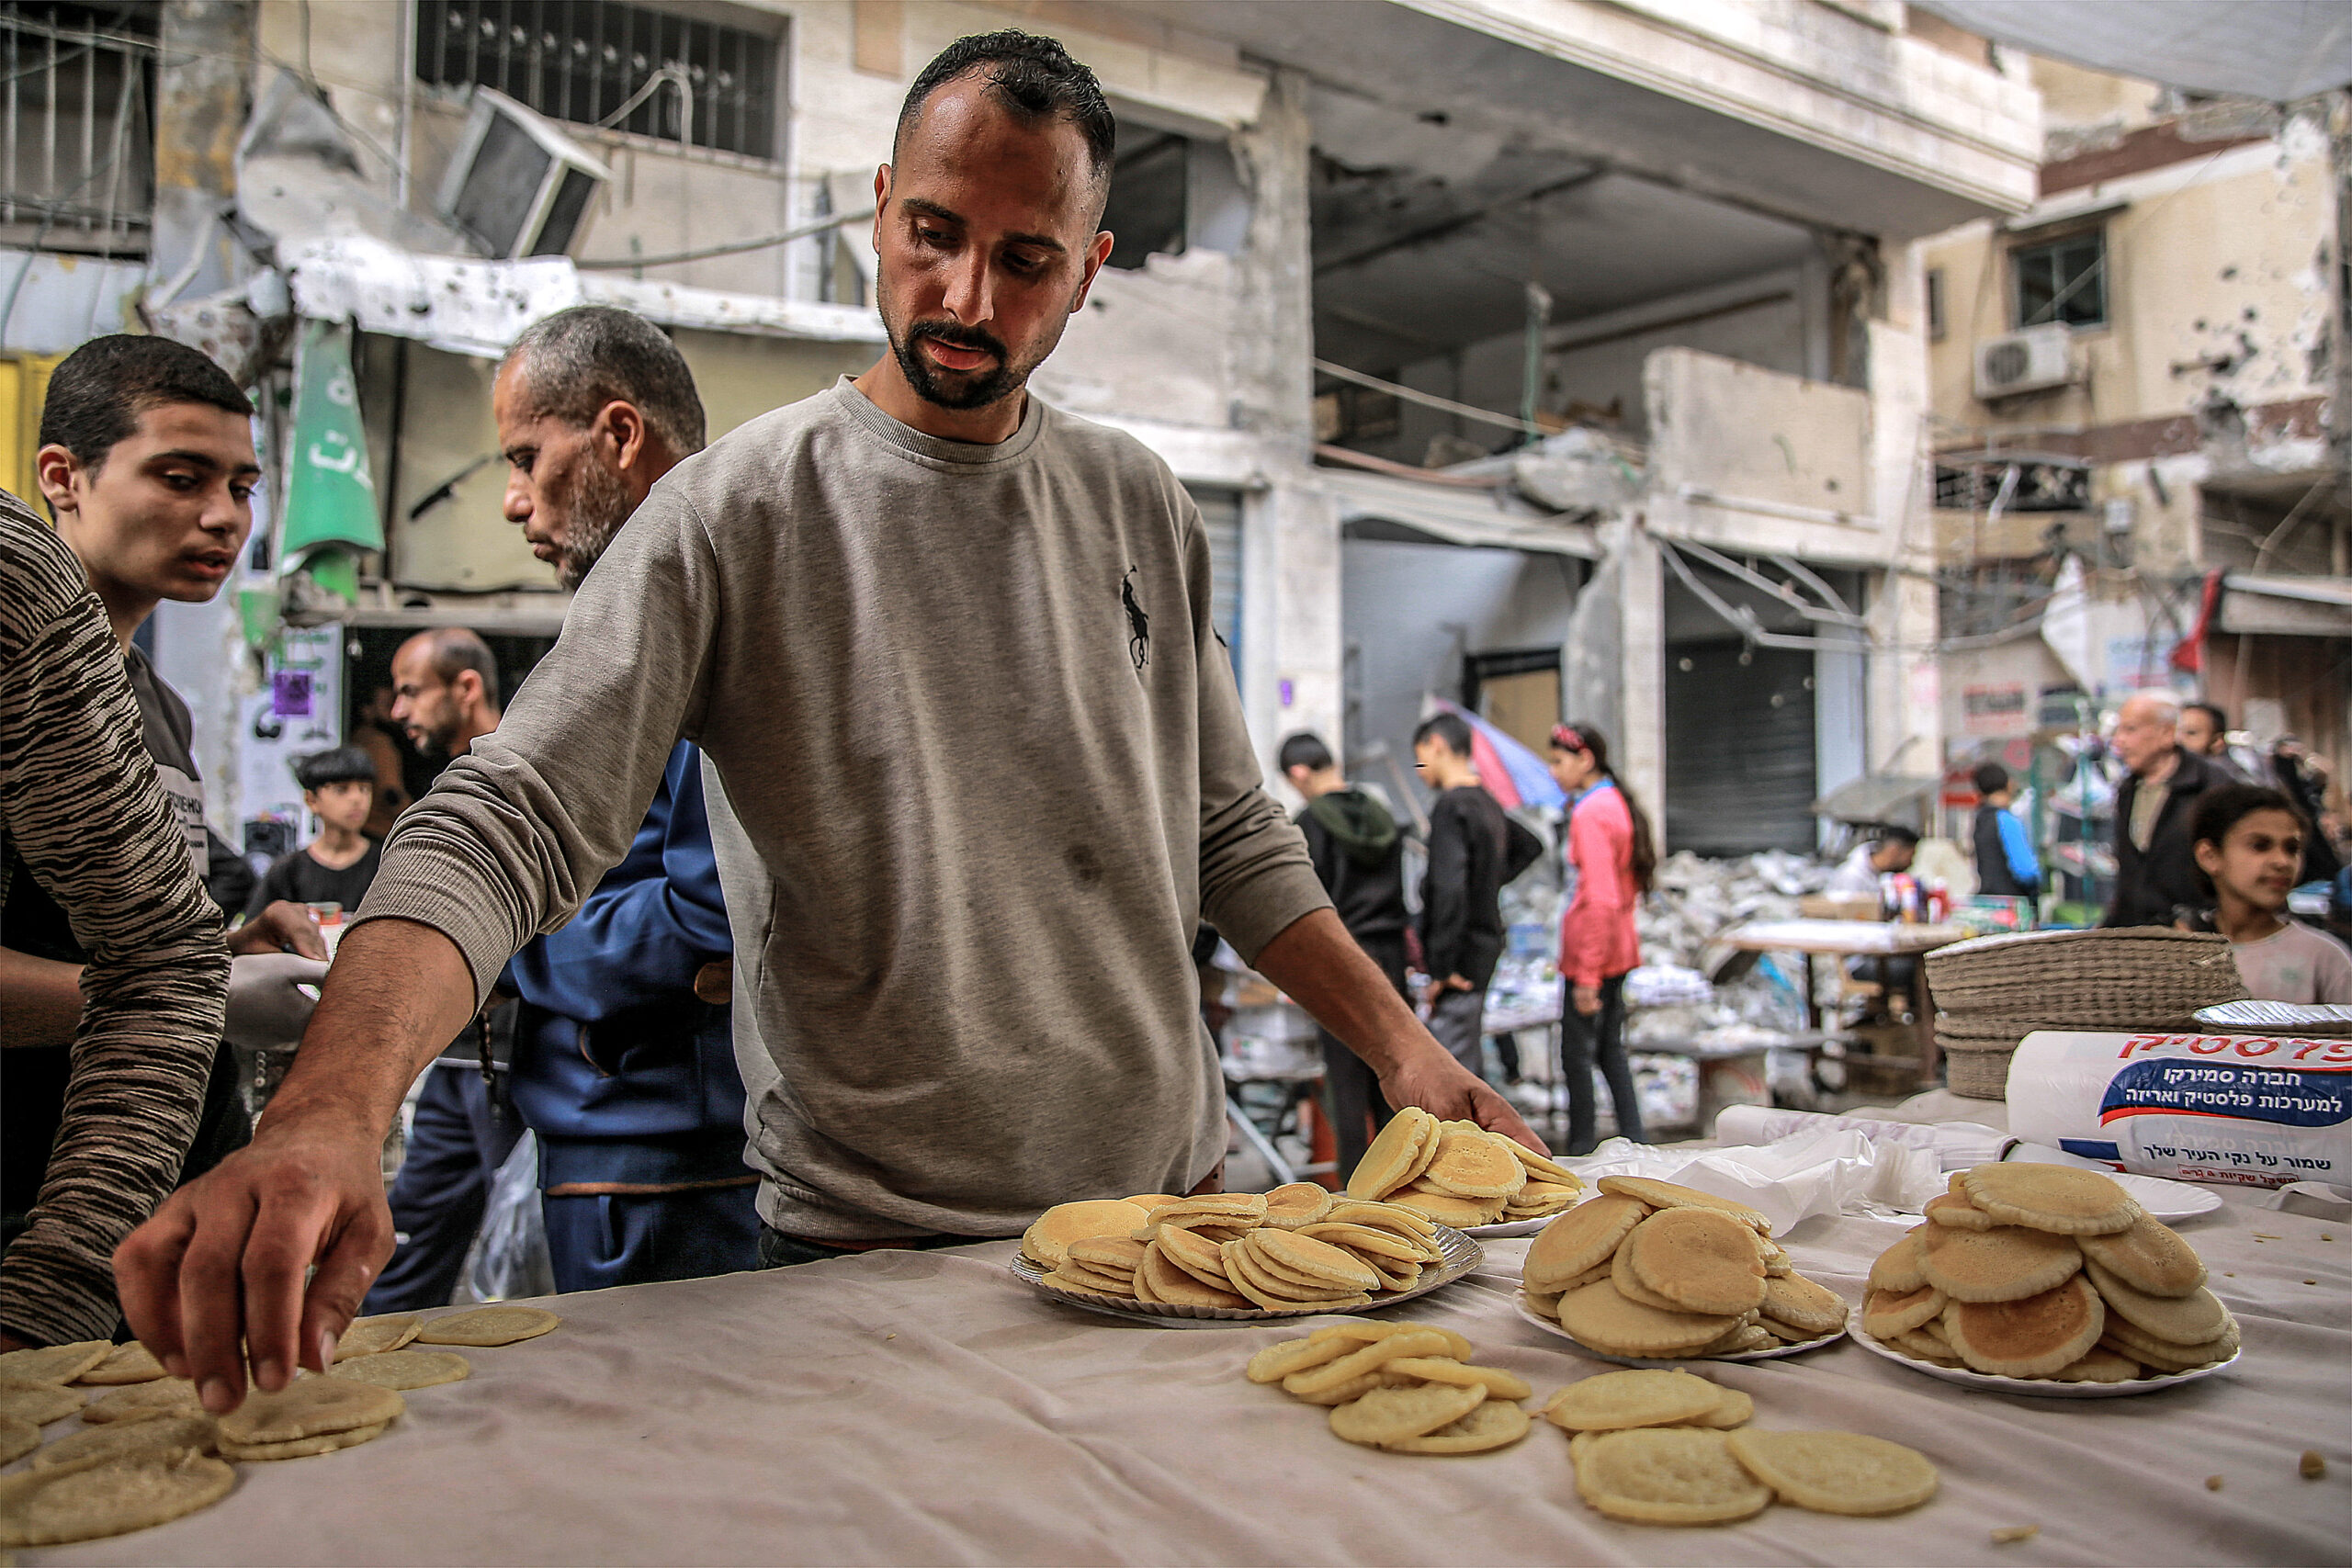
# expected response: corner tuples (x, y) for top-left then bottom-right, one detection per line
(114, 918), (474, 1412)
(1252, 907), (1548, 1155)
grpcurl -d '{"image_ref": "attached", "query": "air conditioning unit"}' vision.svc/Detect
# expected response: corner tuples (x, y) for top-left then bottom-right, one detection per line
(435, 88), (610, 260)
(1973, 323), (2075, 400)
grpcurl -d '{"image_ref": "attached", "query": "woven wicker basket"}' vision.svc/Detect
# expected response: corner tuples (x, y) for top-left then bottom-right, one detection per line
(1924, 928), (2246, 1026)
(1945, 1047), (2013, 1100)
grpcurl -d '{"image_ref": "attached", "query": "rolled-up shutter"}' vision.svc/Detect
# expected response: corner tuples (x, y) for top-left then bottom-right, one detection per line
(1664, 639), (1816, 854)
(1188, 484), (1243, 675)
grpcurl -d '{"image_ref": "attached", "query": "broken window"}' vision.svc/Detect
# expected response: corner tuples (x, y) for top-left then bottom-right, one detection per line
(1102, 119), (1248, 271)
(415, 0), (780, 160)
(2011, 231), (2106, 330)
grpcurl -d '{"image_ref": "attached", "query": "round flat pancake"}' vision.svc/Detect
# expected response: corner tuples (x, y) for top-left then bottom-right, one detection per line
(1386, 1399), (1532, 1454)
(1541, 1369), (1724, 1431)
(2082, 1261), (2227, 1343)
(1920, 1223), (2083, 1303)
(1942, 1276), (2105, 1378)
(80, 1380), (199, 1423)
(1923, 1193), (1996, 1230)
(1862, 1284), (1948, 1338)
(75, 1344), (167, 1386)
(0, 1451), (235, 1546)
(1688, 1386), (1753, 1429)
(1250, 1230), (1380, 1292)
(1385, 1188), (1499, 1228)
(416, 1305), (560, 1348)
(0, 1380), (85, 1427)
(1726, 1429), (1939, 1516)
(1415, 1127), (1526, 1200)
(1623, 1209), (1769, 1317)
(1596, 1177), (1770, 1234)
(333, 1314), (422, 1361)
(30, 1413), (216, 1470)
(1383, 1358), (1532, 1401)
(0, 1413), (38, 1465)
(1759, 1271), (1848, 1335)
(1867, 1228), (1930, 1293)
(217, 1377), (402, 1446)
(2078, 1214), (2206, 1297)
(0, 1342), (111, 1386)
(330, 1350), (471, 1392)
(1345, 1108), (1435, 1201)
(1329, 1381), (1486, 1448)
(1959, 1163), (2140, 1236)
(218, 1421), (388, 1461)
(1524, 1194), (1650, 1290)
(1019, 1201), (1150, 1267)
(2050, 1347), (2142, 1383)
(1557, 1281), (1738, 1356)
(1245, 1337), (1348, 1384)
(1572, 1427), (1774, 1525)
(1136, 1242), (1250, 1309)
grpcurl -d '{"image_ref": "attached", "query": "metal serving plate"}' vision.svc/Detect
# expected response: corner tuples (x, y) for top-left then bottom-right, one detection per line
(1011, 1224), (1482, 1328)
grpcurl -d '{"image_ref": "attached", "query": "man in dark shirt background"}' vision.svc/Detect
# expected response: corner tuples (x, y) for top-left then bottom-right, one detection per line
(1281, 730), (1408, 1181)
(1411, 713), (1541, 1081)
(249, 747), (382, 918)
(2106, 692), (2227, 928)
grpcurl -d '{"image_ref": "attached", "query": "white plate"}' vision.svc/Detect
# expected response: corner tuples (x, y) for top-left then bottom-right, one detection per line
(2111, 1173), (2224, 1224)
(1512, 1292), (1842, 1364)
(1848, 1313), (2237, 1397)
(1011, 1224), (1482, 1328)
(1463, 1216), (1551, 1238)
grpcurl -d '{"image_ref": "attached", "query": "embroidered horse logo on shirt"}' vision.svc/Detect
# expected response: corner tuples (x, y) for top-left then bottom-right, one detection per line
(1121, 566), (1148, 671)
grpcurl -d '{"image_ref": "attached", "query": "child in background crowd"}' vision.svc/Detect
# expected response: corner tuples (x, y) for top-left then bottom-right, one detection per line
(2189, 784), (2352, 1004)
(247, 746), (381, 919)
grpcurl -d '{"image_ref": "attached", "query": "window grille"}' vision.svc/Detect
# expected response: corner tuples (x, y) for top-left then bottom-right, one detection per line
(0, 3), (154, 248)
(415, 0), (777, 161)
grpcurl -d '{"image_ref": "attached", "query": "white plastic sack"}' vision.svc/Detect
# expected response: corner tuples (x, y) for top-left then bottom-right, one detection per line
(1713, 1104), (2012, 1171)
(463, 1129), (555, 1303)
(1561, 1128), (1944, 1234)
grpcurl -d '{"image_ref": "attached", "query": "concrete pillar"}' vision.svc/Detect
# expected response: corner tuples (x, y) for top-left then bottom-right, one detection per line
(1864, 247), (1942, 789)
(1613, 517), (1668, 844)
(1246, 483), (1343, 781)
(150, 1), (254, 303)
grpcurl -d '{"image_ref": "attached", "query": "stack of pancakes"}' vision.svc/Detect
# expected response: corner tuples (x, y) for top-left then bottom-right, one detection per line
(1519, 1178), (1848, 1358)
(1344, 1109), (1582, 1227)
(1245, 1321), (1536, 1455)
(1023, 1186), (1451, 1314)
(1923, 930), (2249, 1100)
(1861, 1162), (2236, 1381)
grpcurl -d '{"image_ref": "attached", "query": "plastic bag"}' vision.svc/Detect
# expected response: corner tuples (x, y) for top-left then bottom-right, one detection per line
(462, 1129), (555, 1303)
(1561, 1127), (1943, 1234)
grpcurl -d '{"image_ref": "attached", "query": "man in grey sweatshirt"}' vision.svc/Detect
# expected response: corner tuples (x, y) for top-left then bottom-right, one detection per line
(119, 28), (1541, 1413)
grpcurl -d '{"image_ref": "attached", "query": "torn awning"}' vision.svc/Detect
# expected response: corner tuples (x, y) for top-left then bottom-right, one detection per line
(1912, 2), (2352, 102)
(280, 319), (382, 601)
(2219, 574), (2352, 637)
(1320, 470), (1598, 559)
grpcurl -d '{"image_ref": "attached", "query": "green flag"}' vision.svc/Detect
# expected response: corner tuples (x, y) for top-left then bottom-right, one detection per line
(282, 320), (383, 578)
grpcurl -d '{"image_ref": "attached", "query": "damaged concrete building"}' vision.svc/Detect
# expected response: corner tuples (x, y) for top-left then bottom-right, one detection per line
(0, 0), (2041, 862)
(1917, 25), (2352, 824)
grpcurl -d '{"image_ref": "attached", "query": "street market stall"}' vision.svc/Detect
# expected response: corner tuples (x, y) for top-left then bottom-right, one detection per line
(11, 1186), (2344, 1565)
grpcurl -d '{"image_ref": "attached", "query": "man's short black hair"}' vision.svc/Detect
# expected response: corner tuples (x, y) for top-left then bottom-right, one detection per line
(1876, 825), (1921, 850)
(896, 29), (1115, 186)
(293, 746), (377, 793)
(1413, 713), (1474, 759)
(503, 306), (707, 457)
(1279, 732), (1334, 774)
(406, 626), (502, 710)
(40, 334), (254, 472)
(1972, 761), (2010, 797)
(2185, 700), (2228, 734)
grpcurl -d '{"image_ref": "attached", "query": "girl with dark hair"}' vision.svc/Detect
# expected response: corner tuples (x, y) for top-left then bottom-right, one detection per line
(2189, 784), (2352, 1003)
(1546, 723), (1657, 1153)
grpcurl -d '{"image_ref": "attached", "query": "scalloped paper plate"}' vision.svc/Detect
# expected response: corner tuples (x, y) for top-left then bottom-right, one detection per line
(1848, 1312), (2238, 1397)
(1010, 1224), (1482, 1328)
(1512, 1292), (1842, 1365)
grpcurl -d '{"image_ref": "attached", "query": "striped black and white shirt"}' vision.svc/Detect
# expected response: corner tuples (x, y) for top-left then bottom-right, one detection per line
(0, 492), (229, 1346)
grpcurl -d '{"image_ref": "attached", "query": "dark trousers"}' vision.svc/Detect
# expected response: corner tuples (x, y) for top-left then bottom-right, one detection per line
(1559, 974), (1642, 1156)
(1319, 934), (1408, 1183)
(755, 1225), (971, 1269)
(364, 1063), (521, 1313)
(541, 1180), (763, 1293)
(1426, 986), (1491, 1081)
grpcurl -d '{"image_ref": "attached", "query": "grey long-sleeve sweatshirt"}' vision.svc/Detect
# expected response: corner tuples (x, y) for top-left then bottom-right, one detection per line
(356, 379), (1330, 1240)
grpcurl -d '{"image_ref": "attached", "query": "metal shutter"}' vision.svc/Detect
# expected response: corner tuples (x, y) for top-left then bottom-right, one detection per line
(1663, 640), (1816, 854)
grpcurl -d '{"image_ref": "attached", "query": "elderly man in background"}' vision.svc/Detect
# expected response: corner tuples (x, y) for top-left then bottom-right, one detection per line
(2104, 692), (2228, 928)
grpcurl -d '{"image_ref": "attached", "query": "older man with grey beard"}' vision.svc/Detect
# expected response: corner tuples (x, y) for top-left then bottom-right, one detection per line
(2105, 691), (2229, 928)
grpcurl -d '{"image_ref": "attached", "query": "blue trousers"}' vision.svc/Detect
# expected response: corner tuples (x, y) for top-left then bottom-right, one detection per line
(364, 1064), (521, 1313)
(541, 1180), (761, 1293)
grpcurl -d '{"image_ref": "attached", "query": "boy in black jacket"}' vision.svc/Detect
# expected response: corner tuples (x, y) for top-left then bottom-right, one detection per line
(1281, 732), (1408, 1179)
(1411, 714), (1543, 1081)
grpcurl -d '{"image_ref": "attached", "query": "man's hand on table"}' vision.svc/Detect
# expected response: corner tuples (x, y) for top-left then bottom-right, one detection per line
(114, 1115), (393, 1414)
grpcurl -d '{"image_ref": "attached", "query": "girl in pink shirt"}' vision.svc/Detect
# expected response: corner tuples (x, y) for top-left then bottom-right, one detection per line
(1547, 724), (1658, 1153)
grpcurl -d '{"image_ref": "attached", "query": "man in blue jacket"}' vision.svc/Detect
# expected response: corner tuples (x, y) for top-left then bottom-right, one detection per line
(481, 305), (756, 1290)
